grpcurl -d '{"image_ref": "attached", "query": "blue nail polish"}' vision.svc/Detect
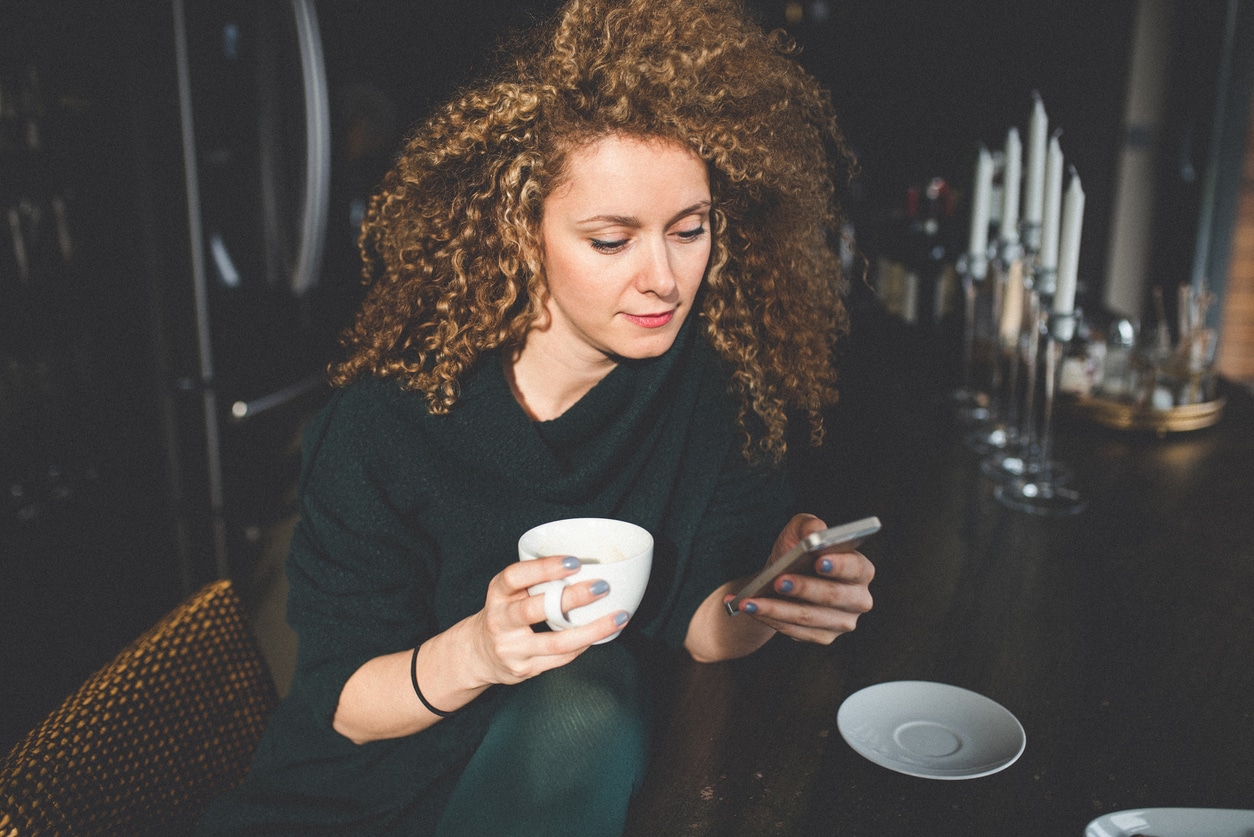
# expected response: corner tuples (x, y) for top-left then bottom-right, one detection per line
(614, 611), (629, 626)
(561, 556), (580, 570)
(590, 580), (609, 595)
(743, 602), (758, 614)
(819, 558), (833, 574)
(779, 579), (794, 594)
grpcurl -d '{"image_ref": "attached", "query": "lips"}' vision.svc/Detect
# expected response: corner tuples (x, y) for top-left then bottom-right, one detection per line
(623, 310), (676, 329)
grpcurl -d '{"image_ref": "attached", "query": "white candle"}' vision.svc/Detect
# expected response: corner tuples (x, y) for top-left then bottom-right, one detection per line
(1053, 167), (1085, 315)
(1024, 93), (1048, 228)
(1000, 127), (1022, 245)
(1040, 133), (1064, 272)
(967, 145), (993, 263)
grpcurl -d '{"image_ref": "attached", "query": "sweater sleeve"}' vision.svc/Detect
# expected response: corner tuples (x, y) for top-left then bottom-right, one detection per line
(283, 381), (438, 726)
(657, 441), (794, 649)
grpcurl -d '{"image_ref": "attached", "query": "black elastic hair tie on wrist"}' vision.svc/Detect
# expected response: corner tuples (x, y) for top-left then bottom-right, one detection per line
(410, 644), (456, 718)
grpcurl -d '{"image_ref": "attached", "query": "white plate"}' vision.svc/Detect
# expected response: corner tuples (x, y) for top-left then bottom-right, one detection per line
(1085, 807), (1254, 837)
(836, 681), (1026, 779)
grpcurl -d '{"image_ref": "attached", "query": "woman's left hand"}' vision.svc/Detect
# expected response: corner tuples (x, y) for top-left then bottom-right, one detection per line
(730, 513), (875, 645)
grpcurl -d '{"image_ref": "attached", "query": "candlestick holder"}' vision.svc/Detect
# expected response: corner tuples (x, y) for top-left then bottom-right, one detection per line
(981, 284), (1040, 479)
(981, 300), (1073, 484)
(1021, 220), (1042, 258)
(964, 251), (1017, 453)
(951, 257), (990, 423)
(981, 241), (1064, 482)
(1034, 264), (1058, 301)
(995, 312), (1087, 516)
(1018, 266), (1071, 486)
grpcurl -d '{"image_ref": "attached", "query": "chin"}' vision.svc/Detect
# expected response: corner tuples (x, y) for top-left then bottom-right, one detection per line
(613, 334), (681, 361)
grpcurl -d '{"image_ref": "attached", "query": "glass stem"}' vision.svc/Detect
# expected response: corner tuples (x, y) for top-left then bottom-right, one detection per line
(961, 270), (977, 394)
(1019, 292), (1043, 457)
(988, 260), (1007, 424)
(1036, 333), (1063, 479)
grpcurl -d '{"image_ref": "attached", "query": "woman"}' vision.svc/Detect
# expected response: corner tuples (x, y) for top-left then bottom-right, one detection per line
(200, 0), (873, 833)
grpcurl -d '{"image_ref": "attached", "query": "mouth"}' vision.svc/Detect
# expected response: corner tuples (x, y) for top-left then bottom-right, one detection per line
(623, 309), (676, 329)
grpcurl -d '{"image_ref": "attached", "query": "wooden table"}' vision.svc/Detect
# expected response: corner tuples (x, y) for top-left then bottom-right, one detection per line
(625, 344), (1254, 835)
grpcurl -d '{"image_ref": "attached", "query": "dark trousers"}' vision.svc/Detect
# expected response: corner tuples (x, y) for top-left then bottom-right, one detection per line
(434, 641), (652, 837)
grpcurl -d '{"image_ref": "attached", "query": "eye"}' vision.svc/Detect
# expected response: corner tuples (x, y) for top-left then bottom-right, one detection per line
(590, 238), (629, 254)
(676, 225), (706, 242)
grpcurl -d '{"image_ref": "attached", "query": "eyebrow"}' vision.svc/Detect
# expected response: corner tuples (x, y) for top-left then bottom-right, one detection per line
(576, 200), (711, 228)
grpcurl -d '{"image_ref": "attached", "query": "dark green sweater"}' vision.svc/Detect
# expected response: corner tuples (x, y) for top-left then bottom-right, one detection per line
(200, 324), (791, 834)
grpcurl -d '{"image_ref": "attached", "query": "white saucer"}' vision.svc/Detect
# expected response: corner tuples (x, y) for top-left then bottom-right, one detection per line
(1086, 808), (1254, 837)
(836, 681), (1026, 779)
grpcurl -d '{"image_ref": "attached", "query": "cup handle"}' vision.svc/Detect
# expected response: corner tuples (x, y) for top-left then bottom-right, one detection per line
(543, 583), (575, 629)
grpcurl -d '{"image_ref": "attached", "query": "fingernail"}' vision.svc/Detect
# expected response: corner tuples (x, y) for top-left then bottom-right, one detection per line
(778, 579), (794, 594)
(743, 602), (758, 614)
(819, 558), (833, 574)
(590, 580), (609, 596)
(614, 611), (629, 626)
(561, 556), (580, 570)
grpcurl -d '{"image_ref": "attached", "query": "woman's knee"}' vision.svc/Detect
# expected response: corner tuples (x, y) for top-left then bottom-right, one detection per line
(506, 644), (650, 791)
(435, 643), (652, 836)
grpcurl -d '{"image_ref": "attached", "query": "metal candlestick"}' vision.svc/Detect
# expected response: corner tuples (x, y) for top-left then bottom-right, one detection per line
(964, 244), (1018, 453)
(995, 312), (1087, 515)
(951, 256), (990, 423)
(982, 228), (1071, 484)
(982, 284), (1040, 479)
(1020, 220), (1042, 258)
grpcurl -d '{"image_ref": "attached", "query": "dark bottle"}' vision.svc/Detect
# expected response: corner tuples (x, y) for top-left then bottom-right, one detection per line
(912, 176), (959, 329)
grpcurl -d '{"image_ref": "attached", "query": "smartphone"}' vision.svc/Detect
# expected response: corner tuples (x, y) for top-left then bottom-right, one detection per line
(725, 516), (881, 615)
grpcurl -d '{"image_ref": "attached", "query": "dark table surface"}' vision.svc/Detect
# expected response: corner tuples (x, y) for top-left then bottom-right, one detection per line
(626, 361), (1254, 836)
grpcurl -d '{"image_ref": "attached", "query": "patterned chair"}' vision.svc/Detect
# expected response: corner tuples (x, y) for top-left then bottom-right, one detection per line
(0, 580), (278, 836)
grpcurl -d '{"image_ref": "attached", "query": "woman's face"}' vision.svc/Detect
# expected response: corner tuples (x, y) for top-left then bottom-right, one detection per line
(534, 133), (712, 364)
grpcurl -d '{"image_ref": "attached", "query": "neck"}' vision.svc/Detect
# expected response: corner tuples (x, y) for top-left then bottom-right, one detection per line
(507, 335), (617, 422)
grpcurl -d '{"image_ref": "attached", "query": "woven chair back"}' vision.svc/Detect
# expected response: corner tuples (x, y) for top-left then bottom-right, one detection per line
(0, 579), (278, 836)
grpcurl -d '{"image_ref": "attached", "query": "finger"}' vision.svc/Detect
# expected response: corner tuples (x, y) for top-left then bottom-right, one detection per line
(737, 595), (843, 629)
(772, 514), (826, 561)
(795, 513), (828, 538)
(529, 609), (632, 657)
(771, 570), (874, 614)
(498, 554), (582, 596)
(763, 514), (833, 574)
(478, 603), (626, 684)
(516, 578), (611, 628)
(566, 608), (631, 646)
(738, 595), (865, 640)
(560, 579), (611, 615)
(811, 550), (876, 585)
(483, 558), (584, 638)
(763, 618), (842, 646)
(731, 597), (841, 645)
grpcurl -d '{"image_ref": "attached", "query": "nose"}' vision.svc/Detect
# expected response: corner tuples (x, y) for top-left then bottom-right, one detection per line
(634, 237), (679, 299)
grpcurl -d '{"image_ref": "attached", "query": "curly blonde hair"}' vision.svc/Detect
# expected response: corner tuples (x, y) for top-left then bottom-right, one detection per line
(330, 0), (858, 462)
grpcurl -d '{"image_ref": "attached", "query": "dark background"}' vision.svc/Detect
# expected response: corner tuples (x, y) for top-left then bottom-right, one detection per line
(0, 0), (1236, 750)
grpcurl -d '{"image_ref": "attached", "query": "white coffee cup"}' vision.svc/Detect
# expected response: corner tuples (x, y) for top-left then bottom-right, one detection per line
(517, 518), (653, 643)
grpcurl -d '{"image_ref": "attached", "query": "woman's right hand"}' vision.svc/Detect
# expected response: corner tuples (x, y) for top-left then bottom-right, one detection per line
(333, 556), (626, 744)
(464, 554), (629, 687)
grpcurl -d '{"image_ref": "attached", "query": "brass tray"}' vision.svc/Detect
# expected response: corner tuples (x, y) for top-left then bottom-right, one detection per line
(1063, 394), (1226, 435)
